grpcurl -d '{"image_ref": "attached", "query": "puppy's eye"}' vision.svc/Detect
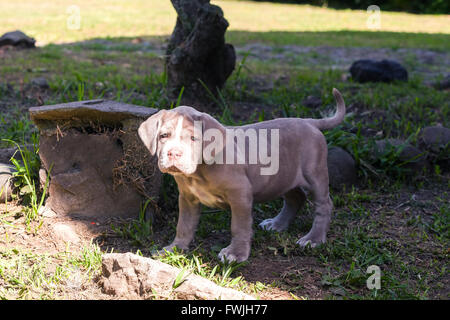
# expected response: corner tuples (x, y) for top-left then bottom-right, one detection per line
(191, 136), (197, 141)
(159, 133), (169, 139)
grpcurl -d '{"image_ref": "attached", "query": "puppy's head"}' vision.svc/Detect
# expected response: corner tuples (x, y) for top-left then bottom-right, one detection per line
(138, 106), (224, 175)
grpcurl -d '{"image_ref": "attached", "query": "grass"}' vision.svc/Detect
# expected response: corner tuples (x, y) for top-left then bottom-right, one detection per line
(0, 0), (449, 49)
(111, 200), (155, 248)
(3, 138), (50, 225)
(0, 0), (449, 300)
(157, 249), (252, 293)
(0, 242), (102, 299)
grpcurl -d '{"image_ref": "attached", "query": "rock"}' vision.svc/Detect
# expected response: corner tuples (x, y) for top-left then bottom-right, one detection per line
(29, 99), (162, 218)
(38, 205), (57, 218)
(31, 77), (49, 89)
(434, 74), (450, 90)
(374, 139), (429, 173)
(95, 82), (105, 90)
(100, 252), (254, 300)
(0, 145), (33, 164)
(0, 163), (15, 201)
(418, 126), (450, 169)
(302, 95), (322, 109)
(419, 126), (450, 154)
(0, 30), (36, 49)
(29, 99), (157, 124)
(327, 147), (358, 190)
(0, 148), (18, 164)
(52, 223), (80, 244)
(350, 59), (408, 83)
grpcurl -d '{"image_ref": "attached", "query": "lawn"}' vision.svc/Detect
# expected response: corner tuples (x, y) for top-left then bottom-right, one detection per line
(0, 0), (449, 48)
(0, 0), (449, 300)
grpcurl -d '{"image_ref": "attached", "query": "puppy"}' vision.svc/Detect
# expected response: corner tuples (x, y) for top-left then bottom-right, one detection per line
(138, 88), (346, 262)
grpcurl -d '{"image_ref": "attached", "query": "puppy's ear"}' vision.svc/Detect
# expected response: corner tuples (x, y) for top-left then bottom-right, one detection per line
(138, 110), (166, 155)
(197, 113), (226, 164)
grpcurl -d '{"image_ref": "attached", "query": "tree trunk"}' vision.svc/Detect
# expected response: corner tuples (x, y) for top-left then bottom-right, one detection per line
(165, 0), (236, 109)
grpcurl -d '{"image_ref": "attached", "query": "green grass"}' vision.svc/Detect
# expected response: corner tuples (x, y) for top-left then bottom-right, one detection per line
(111, 200), (155, 248)
(0, 0), (449, 49)
(156, 249), (253, 294)
(0, 242), (102, 299)
(3, 138), (50, 225)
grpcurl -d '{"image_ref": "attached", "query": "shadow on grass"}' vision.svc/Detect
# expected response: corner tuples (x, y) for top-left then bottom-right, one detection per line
(226, 30), (450, 50)
(64, 30), (450, 51)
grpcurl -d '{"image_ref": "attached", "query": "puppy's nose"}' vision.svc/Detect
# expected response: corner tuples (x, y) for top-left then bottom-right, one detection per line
(167, 148), (183, 160)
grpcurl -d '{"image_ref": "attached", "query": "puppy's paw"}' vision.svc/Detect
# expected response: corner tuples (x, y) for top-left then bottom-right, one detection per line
(259, 218), (288, 232)
(218, 245), (249, 263)
(296, 233), (326, 248)
(153, 243), (185, 257)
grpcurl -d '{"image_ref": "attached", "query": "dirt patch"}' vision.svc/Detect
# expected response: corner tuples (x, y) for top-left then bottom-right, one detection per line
(1, 172), (449, 300)
(241, 255), (326, 299)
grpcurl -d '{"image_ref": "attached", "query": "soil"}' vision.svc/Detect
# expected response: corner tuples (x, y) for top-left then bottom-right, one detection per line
(2, 174), (448, 300)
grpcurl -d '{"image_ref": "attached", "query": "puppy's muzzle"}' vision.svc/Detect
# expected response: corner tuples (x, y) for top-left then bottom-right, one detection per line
(167, 147), (183, 161)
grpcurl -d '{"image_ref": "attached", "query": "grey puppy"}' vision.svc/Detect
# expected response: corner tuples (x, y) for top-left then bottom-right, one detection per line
(138, 88), (346, 262)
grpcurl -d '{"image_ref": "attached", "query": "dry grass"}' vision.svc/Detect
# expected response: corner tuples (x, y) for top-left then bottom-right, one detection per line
(0, 0), (448, 47)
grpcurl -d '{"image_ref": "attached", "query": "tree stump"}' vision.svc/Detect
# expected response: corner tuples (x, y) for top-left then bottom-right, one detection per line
(29, 100), (162, 219)
(166, 0), (236, 109)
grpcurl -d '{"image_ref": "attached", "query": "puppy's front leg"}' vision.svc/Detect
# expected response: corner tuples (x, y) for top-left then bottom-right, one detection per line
(218, 192), (253, 263)
(163, 192), (200, 253)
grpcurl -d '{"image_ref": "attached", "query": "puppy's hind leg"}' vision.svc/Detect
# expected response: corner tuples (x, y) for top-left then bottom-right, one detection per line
(297, 174), (332, 248)
(259, 187), (306, 232)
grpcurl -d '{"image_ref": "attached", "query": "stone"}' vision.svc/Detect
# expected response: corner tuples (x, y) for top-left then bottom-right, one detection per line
(0, 30), (36, 49)
(350, 59), (408, 83)
(52, 223), (80, 244)
(31, 77), (49, 89)
(100, 252), (255, 300)
(434, 74), (450, 90)
(302, 95), (322, 109)
(29, 99), (162, 218)
(38, 205), (57, 218)
(327, 147), (358, 190)
(29, 99), (157, 125)
(0, 148), (14, 164)
(0, 145), (33, 164)
(418, 126), (450, 154)
(374, 138), (429, 173)
(0, 163), (15, 202)
(418, 126), (450, 169)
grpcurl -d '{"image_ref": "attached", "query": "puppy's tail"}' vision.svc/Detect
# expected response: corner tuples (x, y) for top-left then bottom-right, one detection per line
(307, 88), (346, 130)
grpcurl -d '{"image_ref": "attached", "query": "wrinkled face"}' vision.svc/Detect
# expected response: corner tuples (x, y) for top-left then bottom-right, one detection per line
(157, 114), (202, 175)
(138, 107), (204, 175)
